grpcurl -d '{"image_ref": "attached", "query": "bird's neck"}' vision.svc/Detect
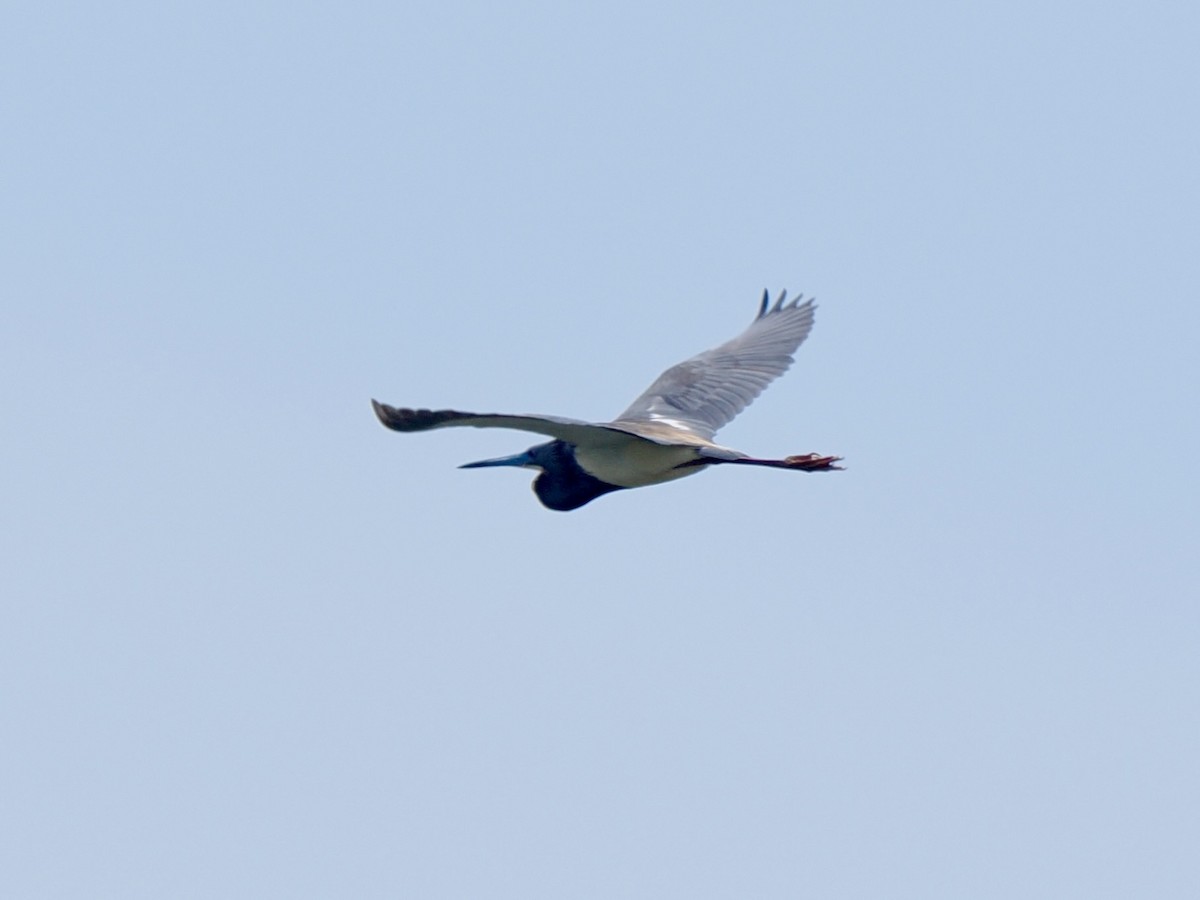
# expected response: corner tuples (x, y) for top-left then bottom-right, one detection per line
(533, 442), (624, 511)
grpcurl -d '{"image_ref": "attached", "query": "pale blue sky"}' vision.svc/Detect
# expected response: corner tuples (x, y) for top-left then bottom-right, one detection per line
(4, 2), (1199, 897)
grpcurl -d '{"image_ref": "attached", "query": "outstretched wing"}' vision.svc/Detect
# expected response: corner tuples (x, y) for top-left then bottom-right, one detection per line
(613, 290), (817, 439)
(372, 401), (637, 448)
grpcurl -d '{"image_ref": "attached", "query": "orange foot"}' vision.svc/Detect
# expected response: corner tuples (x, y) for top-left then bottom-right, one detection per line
(783, 453), (845, 471)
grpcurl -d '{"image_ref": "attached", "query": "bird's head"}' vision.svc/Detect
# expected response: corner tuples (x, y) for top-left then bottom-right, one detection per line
(459, 440), (622, 512)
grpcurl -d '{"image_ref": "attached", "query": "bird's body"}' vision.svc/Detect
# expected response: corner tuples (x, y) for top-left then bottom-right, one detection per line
(573, 437), (707, 489)
(373, 289), (841, 510)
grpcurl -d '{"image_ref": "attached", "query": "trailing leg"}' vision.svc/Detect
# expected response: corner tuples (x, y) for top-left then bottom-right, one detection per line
(686, 452), (844, 472)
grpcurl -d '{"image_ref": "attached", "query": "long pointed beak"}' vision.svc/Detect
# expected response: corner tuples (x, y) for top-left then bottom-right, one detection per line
(459, 450), (537, 469)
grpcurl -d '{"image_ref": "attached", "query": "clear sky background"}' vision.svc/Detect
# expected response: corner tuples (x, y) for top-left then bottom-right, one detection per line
(4, 2), (1198, 897)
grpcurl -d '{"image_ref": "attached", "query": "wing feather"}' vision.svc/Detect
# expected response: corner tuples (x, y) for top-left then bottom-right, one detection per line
(613, 290), (816, 439)
(371, 401), (637, 448)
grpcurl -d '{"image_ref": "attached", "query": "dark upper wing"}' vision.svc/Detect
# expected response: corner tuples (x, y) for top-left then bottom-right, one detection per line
(372, 401), (638, 447)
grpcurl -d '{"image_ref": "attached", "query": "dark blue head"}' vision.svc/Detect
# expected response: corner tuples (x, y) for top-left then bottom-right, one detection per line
(459, 440), (623, 511)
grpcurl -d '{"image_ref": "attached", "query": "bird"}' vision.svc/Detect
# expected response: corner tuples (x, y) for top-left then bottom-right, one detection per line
(372, 289), (842, 511)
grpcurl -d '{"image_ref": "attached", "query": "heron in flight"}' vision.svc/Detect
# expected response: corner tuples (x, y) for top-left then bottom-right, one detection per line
(373, 289), (842, 511)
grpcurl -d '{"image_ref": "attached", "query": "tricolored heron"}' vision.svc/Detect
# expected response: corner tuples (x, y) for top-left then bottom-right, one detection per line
(373, 289), (842, 511)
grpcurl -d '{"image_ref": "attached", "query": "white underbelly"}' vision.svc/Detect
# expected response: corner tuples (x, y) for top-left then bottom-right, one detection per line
(573, 441), (707, 488)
